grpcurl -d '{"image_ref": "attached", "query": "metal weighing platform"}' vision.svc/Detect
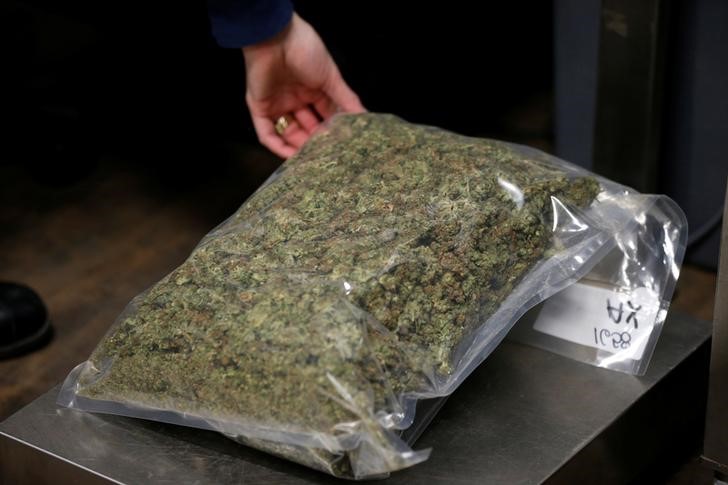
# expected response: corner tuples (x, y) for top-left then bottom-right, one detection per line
(0, 312), (711, 484)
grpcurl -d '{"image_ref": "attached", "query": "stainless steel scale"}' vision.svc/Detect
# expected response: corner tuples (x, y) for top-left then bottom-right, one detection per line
(0, 311), (711, 484)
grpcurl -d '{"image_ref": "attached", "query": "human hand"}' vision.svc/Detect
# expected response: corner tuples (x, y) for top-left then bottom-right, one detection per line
(242, 13), (365, 158)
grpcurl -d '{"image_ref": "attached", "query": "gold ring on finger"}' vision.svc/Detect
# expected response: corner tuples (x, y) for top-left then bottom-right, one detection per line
(275, 115), (291, 136)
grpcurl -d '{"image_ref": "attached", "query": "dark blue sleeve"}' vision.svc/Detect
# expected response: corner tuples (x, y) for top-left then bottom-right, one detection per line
(207, 0), (294, 48)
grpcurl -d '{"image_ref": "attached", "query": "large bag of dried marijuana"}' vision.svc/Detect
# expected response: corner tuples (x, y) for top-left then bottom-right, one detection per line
(58, 113), (686, 479)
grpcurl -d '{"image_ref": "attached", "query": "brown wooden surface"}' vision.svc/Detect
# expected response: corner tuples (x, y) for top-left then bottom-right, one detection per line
(0, 151), (718, 421)
(0, 147), (280, 420)
(672, 265), (718, 323)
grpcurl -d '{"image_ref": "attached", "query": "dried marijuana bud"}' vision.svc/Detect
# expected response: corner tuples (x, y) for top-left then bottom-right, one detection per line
(74, 113), (600, 478)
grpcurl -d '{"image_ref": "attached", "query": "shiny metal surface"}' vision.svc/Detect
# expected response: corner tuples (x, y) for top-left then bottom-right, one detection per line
(0, 311), (711, 485)
(703, 181), (728, 474)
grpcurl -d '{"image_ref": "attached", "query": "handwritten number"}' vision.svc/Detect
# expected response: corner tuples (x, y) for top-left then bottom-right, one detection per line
(593, 328), (631, 350)
(621, 332), (631, 349)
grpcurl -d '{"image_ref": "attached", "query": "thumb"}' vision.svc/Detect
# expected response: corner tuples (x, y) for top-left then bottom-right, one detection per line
(324, 70), (366, 114)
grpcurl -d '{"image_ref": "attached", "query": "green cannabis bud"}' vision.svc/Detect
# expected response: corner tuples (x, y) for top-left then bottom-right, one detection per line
(74, 113), (600, 478)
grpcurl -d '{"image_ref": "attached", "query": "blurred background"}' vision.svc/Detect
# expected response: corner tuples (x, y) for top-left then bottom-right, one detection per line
(2, 1), (726, 266)
(0, 1), (726, 480)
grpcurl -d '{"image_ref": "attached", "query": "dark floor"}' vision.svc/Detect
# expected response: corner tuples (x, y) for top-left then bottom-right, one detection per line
(0, 145), (281, 420)
(0, 144), (719, 483)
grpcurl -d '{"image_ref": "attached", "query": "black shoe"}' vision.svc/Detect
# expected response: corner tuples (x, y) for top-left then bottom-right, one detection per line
(0, 282), (52, 359)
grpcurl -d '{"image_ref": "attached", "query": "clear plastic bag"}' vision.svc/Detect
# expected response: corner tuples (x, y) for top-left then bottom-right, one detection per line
(509, 195), (686, 375)
(58, 113), (686, 479)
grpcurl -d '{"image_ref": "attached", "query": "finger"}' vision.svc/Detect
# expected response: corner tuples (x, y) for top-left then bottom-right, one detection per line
(324, 70), (366, 113)
(251, 115), (297, 159)
(293, 107), (321, 134)
(281, 121), (310, 148)
(314, 97), (337, 120)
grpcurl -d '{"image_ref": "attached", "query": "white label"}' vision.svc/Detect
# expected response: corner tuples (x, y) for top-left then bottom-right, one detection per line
(532, 283), (661, 361)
